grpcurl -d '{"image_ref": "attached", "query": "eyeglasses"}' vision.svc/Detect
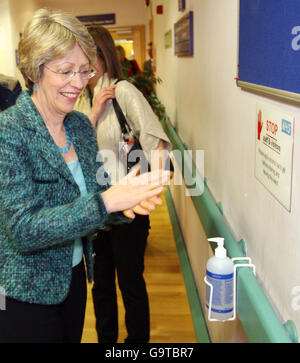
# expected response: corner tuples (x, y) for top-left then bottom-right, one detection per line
(44, 65), (96, 81)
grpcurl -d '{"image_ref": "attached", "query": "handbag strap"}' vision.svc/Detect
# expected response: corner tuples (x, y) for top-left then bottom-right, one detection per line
(112, 79), (132, 136)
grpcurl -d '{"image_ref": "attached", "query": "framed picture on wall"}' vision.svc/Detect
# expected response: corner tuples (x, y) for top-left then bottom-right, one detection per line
(174, 11), (193, 57)
(165, 30), (172, 49)
(178, 0), (186, 11)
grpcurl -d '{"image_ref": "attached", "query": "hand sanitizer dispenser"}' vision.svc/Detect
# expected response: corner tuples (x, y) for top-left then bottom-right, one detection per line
(205, 237), (234, 321)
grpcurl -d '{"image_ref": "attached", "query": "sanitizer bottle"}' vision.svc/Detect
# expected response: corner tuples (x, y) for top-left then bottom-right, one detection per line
(206, 237), (234, 321)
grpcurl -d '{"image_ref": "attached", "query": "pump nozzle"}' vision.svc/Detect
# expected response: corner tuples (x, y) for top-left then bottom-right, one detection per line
(208, 237), (226, 258)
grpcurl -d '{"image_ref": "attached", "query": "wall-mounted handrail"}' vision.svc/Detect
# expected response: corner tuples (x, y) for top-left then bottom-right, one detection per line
(161, 117), (297, 343)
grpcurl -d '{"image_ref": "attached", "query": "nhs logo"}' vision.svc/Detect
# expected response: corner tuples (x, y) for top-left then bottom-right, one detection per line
(282, 119), (292, 136)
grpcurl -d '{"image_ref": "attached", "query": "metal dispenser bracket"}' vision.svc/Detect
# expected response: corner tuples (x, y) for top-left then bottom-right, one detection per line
(204, 257), (256, 322)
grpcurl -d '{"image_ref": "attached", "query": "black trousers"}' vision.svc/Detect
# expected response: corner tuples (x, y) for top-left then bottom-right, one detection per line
(92, 215), (150, 343)
(0, 260), (87, 343)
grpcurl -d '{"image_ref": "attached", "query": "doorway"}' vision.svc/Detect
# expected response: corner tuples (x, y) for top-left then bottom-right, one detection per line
(108, 25), (145, 70)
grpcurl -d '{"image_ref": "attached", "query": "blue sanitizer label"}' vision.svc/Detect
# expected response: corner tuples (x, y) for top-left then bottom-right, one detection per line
(206, 270), (234, 314)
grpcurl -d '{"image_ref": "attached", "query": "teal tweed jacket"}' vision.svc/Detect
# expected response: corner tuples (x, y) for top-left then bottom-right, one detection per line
(0, 91), (125, 305)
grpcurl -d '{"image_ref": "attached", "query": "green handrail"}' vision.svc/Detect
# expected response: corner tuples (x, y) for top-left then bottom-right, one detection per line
(164, 188), (211, 343)
(162, 117), (297, 343)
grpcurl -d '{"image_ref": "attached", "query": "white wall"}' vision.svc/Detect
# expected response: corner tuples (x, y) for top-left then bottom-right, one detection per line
(151, 0), (300, 338)
(0, 0), (40, 81)
(0, 0), (14, 76)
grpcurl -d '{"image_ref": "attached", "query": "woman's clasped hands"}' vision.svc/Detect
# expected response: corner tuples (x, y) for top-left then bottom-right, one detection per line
(101, 167), (171, 219)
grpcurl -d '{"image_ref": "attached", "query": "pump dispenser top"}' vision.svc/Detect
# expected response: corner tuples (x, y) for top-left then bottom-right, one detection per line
(208, 237), (226, 258)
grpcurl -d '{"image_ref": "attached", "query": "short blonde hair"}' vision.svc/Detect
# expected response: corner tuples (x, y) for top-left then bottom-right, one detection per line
(18, 8), (97, 91)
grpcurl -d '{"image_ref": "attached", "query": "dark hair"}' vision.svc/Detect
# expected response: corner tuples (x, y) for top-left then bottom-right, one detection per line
(87, 26), (122, 80)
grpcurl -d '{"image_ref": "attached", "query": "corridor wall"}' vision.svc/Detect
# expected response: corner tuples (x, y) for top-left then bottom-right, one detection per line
(150, 0), (300, 341)
(0, 0), (41, 84)
(0, 0), (14, 76)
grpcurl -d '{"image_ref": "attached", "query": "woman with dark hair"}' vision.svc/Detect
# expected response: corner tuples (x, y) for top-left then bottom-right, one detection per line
(75, 26), (171, 343)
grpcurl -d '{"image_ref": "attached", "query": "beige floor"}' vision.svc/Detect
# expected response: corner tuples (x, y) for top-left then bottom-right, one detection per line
(81, 194), (197, 343)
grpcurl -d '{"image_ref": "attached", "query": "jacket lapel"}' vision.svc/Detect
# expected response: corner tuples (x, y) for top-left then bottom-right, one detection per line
(17, 91), (99, 190)
(17, 91), (77, 185)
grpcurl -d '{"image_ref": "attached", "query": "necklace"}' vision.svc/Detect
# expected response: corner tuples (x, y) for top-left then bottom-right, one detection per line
(58, 126), (71, 153)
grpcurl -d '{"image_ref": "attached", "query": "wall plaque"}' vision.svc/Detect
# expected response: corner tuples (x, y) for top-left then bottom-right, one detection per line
(178, 0), (186, 12)
(174, 11), (193, 57)
(77, 14), (116, 26)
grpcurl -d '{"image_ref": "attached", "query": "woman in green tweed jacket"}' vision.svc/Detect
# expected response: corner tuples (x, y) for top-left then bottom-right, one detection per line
(0, 9), (169, 343)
